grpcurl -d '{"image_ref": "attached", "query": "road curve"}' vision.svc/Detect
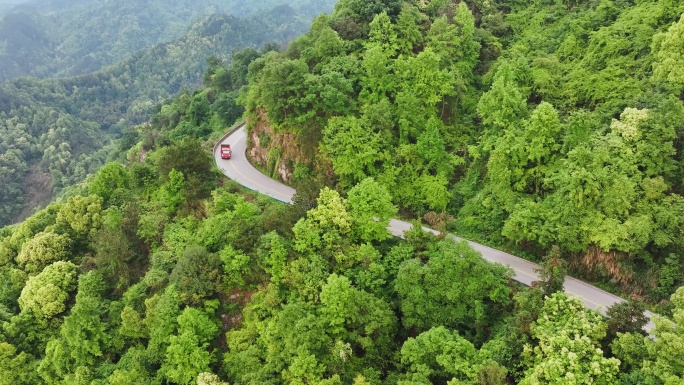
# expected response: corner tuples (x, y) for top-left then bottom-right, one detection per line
(216, 124), (655, 332)
(214, 123), (296, 203)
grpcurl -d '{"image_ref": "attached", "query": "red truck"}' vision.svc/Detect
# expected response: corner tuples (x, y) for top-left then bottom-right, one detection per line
(220, 144), (232, 159)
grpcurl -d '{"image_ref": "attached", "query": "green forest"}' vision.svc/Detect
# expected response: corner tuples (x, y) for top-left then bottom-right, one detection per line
(0, 0), (337, 80)
(1, 0), (684, 384)
(0, 1), (335, 227)
(1, 49), (681, 384)
(245, 0), (684, 303)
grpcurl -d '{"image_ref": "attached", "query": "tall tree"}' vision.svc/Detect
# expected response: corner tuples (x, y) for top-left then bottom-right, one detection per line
(520, 293), (620, 384)
(18, 261), (77, 320)
(346, 177), (397, 243)
(395, 239), (512, 339)
(162, 307), (218, 385)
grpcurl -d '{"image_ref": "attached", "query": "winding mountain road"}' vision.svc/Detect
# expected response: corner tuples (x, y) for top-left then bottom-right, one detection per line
(215, 123), (655, 332)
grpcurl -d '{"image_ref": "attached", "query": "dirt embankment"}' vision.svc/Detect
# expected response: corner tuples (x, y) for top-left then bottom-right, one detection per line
(15, 165), (53, 224)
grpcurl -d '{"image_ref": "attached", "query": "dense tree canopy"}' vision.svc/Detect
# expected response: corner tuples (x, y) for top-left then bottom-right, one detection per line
(1, 0), (684, 384)
(245, 0), (684, 303)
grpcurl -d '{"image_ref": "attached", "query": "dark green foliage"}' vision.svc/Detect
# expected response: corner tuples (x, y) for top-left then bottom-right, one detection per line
(604, 300), (648, 339)
(395, 239), (512, 340)
(0, 0), (337, 81)
(169, 246), (222, 306)
(533, 245), (567, 296)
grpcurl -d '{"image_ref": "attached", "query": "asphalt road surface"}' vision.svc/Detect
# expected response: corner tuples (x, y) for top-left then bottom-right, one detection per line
(216, 123), (655, 332)
(214, 123), (296, 203)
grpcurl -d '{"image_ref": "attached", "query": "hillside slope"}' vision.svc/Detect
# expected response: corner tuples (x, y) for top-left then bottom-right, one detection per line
(0, 0), (337, 80)
(0, 33), (681, 383)
(244, 0), (684, 301)
(0, 4), (331, 227)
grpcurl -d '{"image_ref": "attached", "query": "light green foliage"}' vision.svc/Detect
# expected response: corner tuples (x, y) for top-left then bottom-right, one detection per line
(304, 71), (357, 121)
(18, 261), (77, 319)
(315, 26), (345, 60)
(198, 195), (263, 253)
(289, 188), (354, 299)
(87, 162), (130, 207)
(652, 14), (684, 89)
(260, 231), (288, 284)
(635, 287), (684, 383)
(395, 6), (423, 55)
(108, 346), (152, 385)
(368, 12), (399, 55)
(331, 0), (402, 26)
(55, 195), (103, 241)
(282, 346), (328, 385)
(520, 293), (620, 385)
(294, 187), (351, 255)
(503, 101), (683, 270)
(258, 56), (311, 127)
(155, 138), (216, 212)
(360, 44), (396, 104)
(225, 302), (330, 384)
(163, 307), (219, 385)
(144, 285), (182, 362)
(488, 101), (563, 213)
(40, 272), (112, 380)
(345, 243), (387, 294)
(452, 2), (480, 79)
(16, 231), (71, 273)
(395, 117), (462, 212)
(346, 177), (397, 243)
(197, 372), (230, 385)
(157, 169), (187, 215)
(0, 342), (38, 385)
(426, 16), (459, 66)
(395, 49), (454, 143)
(427, 3), (479, 81)
(610, 107), (650, 142)
(415, 118), (454, 176)
(477, 61), (528, 144)
(396, 239), (512, 336)
(322, 116), (388, 188)
(38, 338), (71, 384)
(108, 368), (152, 385)
(219, 244), (251, 289)
(0, 204), (60, 266)
(136, 199), (171, 248)
(90, 212), (136, 291)
(6, 0), (684, 382)
(400, 326), (481, 384)
(119, 306), (147, 339)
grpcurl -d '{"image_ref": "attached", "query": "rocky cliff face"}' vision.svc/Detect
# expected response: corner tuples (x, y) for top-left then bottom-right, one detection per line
(246, 111), (304, 183)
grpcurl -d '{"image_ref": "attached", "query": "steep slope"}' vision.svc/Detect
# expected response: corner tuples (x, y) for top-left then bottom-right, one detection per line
(0, 5), (331, 227)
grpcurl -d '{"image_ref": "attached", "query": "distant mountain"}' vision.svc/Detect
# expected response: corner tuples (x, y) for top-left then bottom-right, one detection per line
(0, 2), (334, 227)
(0, 0), (336, 80)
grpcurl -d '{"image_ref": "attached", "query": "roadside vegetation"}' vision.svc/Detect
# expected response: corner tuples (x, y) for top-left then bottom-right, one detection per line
(2, 0), (684, 383)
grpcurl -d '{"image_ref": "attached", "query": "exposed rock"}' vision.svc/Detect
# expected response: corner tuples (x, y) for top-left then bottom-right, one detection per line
(246, 110), (305, 184)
